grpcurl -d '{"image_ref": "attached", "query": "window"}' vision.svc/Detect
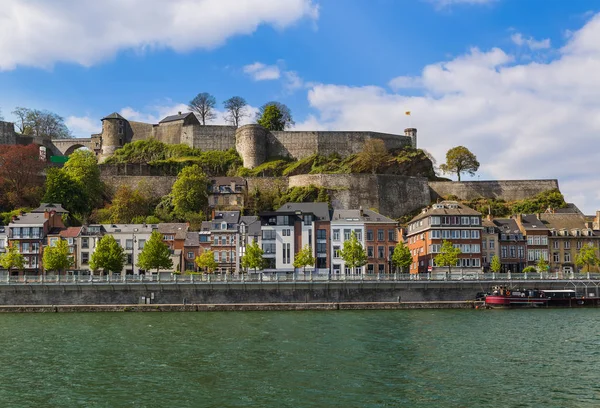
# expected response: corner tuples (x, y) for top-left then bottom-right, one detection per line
(378, 246), (384, 259)
(489, 240), (495, 250)
(482, 239), (487, 250)
(518, 247), (524, 259)
(471, 230), (480, 239)
(577, 240), (582, 249)
(213, 235), (219, 245)
(501, 246), (508, 258)
(473, 259), (481, 267)
(564, 241), (570, 249)
(317, 229), (326, 240)
(163, 235), (174, 241)
(553, 252), (560, 262)
(127, 254), (132, 265)
(213, 252), (219, 262)
(262, 230), (276, 240)
(81, 252), (89, 264)
(553, 240), (559, 249)
(367, 264), (374, 274)
(462, 244), (470, 253)
(187, 251), (194, 259)
(541, 236), (548, 245)
(564, 252), (571, 263)
(528, 249), (535, 261)
(282, 243), (291, 264)
(22, 242), (30, 253)
(509, 246), (516, 258)
(316, 243), (326, 255)
(471, 244), (480, 253)
(221, 251), (227, 262)
(199, 235), (209, 243)
(333, 264), (341, 274)
(377, 230), (384, 241)
(333, 229), (340, 241)
(527, 236), (533, 245)
(389, 246), (395, 258)
(0, 239), (4, 249)
(277, 216), (290, 226)
(367, 246), (374, 257)
(344, 229), (351, 240)
(126, 239), (133, 250)
(303, 214), (313, 226)
(430, 244), (441, 253)
(366, 230), (374, 241)
(354, 229), (362, 241)
(333, 246), (341, 258)
(430, 230), (441, 239)
(461, 216), (470, 225)
(49, 237), (58, 247)
(387, 230), (395, 242)
(470, 217), (480, 225)
(378, 264), (385, 274)
(282, 229), (291, 237)
(82, 237), (89, 249)
(430, 216), (441, 225)
(262, 243), (276, 254)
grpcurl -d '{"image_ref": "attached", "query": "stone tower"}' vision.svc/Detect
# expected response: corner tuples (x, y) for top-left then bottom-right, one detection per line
(99, 112), (127, 162)
(404, 128), (417, 148)
(235, 124), (268, 169)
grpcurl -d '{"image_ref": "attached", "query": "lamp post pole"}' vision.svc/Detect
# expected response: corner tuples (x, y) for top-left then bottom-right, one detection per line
(132, 228), (138, 275)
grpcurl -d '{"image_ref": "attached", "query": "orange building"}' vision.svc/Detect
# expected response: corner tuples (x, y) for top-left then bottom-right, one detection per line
(406, 201), (483, 274)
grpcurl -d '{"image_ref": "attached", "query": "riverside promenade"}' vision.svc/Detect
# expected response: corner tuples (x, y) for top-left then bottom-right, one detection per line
(0, 272), (598, 309)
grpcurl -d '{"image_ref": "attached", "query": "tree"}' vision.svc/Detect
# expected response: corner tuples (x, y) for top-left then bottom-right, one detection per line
(391, 241), (412, 273)
(223, 96), (248, 127)
(106, 185), (151, 223)
(575, 244), (599, 273)
(490, 254), (501, 273)
(0, 144), (45, 208)
(340, 231), (368, 271)
(189, 92), (217, 125)
(90, 235), (125, 276)
(137, 231), (173, 273)
(171, 164), (208, 217)
(434, 240), (461, 273)
(241, 241), (265, 273)
(195, 250), (218, 273)
(536, 256), (549, 273)
(293, 244), (315, 272)
(11, 108), (71, 138)
(355, 139), (391, 174)
(63, 149), (103, 213)
(256, 101), (294, 130)
(439, 146), (480, 181)
(43, 168), (88, 216)
(42, 239), (73, 275)
(0, 242), (25, 274)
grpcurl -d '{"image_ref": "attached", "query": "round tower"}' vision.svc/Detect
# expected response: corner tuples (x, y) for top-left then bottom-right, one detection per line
(404, 128), (417, 148)
(235, 124), (268, 169)
(99, 112), (127, 161)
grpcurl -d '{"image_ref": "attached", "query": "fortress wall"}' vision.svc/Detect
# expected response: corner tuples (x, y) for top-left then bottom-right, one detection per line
(246, 177), (289, 193)
(101, 175), (177, 197)
(267, 131), (318, 159)
(0, 121), (17, 145)
(185, 125), (236, 151)
(288, 174), (430, 218)
(129, 121), (154, 142)
(153, 122), (183, 145)
(428, 180), (560, 202)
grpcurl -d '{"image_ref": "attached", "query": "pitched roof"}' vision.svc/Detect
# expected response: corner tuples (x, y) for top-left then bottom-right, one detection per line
(539, 213), (588, 231)
(157, 223), (189, 239)
(8, 212), (50, 226)
(410, 201), (480, 222)
(200, 221), (212, 232)
(554, 203), (583, 214)
(212, 211), (241, 224)
(277, 202), (331, 221)
(331, 208), (396, 224)
(519, 214), (548, 230)
(31, 203), (69, 214)
(101, 112), (125, 121)
(240, 216), (261, 236)
(184, 232), (199, 247)
(493, 218), (521, 234)
(60, 227), (81, 238)
(159, 112), (195, 123)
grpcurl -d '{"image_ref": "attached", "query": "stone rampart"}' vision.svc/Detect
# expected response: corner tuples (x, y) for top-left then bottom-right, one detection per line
(101, 175), (177, 197)
(0, 121), (16, 145)
(288, 174), (430, 218)
(184, 125), (237, 151)
(428, 179), (560, 202)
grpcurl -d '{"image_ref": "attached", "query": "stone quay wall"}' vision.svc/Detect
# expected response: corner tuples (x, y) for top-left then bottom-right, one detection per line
(428, 179), (560, 202)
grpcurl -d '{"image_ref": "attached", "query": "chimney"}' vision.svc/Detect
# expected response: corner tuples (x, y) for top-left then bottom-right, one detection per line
(20, 210), (25, 216)
(44, 209), (50, 219)
(11, 215), (17, 222)
(211, 209), (216, 221)
(486, 213), (493, 222)
(178, 111), (182, 115)
(359, 206), (364, 217)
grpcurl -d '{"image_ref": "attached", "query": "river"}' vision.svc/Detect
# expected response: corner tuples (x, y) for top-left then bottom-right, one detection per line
(0, 310), (598, 407)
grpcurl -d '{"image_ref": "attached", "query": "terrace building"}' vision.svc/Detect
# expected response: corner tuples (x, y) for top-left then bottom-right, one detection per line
(208, 177), (246, 210)
(515, 214), (549, 266)
(210, 211), (241, 273)
(493, 218), (526, 273)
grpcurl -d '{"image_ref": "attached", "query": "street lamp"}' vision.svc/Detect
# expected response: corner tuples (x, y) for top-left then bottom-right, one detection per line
(132, 228), (138, 276)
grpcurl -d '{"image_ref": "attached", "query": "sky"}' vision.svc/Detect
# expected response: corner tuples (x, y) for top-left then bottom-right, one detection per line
(1, 0), (600, 213)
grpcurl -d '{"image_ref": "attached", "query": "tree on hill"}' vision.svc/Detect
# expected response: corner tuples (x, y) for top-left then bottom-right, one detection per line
(439, 146), (480, 181)
(137, 231), (173, 273)
(241, 241), (265, 273)
(392, 241), (412, 273)
(340, 231), (368, 272)
(62, 149), (103, 213)
(0, 242), (25, 274)
(293, 244), (315, 272)
(11, 107), (71, 138)
(223, 96), (248, 127)
(256, 101), (294, 130)
(106, 185), (152, 223)
(355, 139), (392, 174)
(0, 144), (45, 208)
(171, 164), (208, 218)
(490, 254), (501, 273)
(576, 244), (599, 273)
(42, 239), (73, 275)
(189, 92), (217, 125)
(43, 168), (88, 216)
(434, 240), (461, 273)
(195, 250), (218, 273)
(90, 235), (125, 276)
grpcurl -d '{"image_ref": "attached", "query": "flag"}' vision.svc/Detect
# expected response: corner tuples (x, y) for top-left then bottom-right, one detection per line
(405, 111), (411, 116)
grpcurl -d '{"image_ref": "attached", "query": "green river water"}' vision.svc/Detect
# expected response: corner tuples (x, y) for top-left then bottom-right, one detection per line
(0, 309), (598, 407)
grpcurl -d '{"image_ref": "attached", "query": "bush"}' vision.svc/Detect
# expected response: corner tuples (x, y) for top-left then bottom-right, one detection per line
(522, 266), (537, 273)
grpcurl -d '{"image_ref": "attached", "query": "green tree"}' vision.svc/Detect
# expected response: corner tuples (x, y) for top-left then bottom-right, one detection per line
(195, 250), (218, 273)
(434, 240), (462, 273)
(536, 256), (549, 273)
(223, 96), (248, 127)
(355, 139), (392, 174)
(490, 254), (501, 273)
(241, 241), (265, 273)
(256, 101), (294, 130)
(0, 242), (25, 274)
(522, 266), (536, 273)
(391, 241), (412, 273)
(43, 168), (88, 216)
(340, 231), (368, 271)
(171, 164), (208, 217)
(439, 146), (480, 181)
(63, 149), (103, 213)
(137, 231), (173, 273)
(293, 244), (315, 272)
(107, 185), (151, 223)
(11, 107), (71, 138)
(189, 92), (217, 125)
(575, 244), (599, 273)
(42, 239), (73, 274)
(257, 104), (285, 131)
(90, 235), (125, 276)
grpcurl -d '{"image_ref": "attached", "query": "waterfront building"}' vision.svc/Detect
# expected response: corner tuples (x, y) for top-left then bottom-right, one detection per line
(210, 211), (241, 273)
(46, 226), (81, 275)
(514, 214), (549, 267)
(157, 223), (189, 273)
(363, 210), (398, 274)
(238, 215), (261, 270)
(406, 201), (483, 274)
(208, 177), (246, 210)
(481, 218), (499, 270)
(183, 232), (200, 272)
(493, 218), (526, 273)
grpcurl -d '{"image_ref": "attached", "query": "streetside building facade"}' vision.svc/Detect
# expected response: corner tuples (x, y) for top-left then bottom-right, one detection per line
(406, 201), (483, 274)
(210, 211), (241, 273)
(481, 218), (499, 270)
(514, 214), (549, 266)
(493, 218), (526, 273)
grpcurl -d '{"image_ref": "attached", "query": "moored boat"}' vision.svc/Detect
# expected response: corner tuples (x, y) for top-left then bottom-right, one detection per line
(484, 286), (599, 308)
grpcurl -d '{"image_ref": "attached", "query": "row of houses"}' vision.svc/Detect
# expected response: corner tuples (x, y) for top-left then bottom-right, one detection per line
(406, 201), (600, 274)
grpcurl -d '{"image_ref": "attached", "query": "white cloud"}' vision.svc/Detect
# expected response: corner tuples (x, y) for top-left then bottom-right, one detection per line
(65, 115), (101, 138)
(243, 62), (281, 81)
(0, 0), (319, 70)
(511, 33), (551, 50)
(388, 76), (422, 90)
(296, 12), (600, 213)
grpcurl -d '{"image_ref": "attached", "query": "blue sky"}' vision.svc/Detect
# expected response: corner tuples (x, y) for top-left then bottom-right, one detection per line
(1, 0), (600, 212)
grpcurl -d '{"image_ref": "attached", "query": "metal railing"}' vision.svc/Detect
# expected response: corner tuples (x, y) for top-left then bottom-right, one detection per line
(1, 271), (600, 284)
